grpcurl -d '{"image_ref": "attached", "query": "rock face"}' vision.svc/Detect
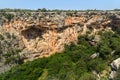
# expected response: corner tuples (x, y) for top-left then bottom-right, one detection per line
(0, 11), (120, 61)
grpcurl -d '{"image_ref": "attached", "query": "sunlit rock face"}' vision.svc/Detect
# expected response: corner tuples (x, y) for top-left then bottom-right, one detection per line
(1, 11), (120, 61)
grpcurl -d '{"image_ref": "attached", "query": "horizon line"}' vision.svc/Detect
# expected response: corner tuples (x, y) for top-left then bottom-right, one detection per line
(0, 8), (120, 11)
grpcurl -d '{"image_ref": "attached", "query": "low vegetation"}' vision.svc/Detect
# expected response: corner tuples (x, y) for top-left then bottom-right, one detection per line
(0, 30), (120, 80)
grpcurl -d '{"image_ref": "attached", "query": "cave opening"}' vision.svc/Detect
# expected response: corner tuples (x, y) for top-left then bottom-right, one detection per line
(21, 27), (43, 40)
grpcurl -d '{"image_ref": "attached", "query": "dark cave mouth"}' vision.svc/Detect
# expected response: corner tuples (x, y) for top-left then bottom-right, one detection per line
(21, 27), (43, 40)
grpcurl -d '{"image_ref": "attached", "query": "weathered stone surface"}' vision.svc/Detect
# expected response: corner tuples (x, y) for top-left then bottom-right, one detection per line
(0, 11), (120, 61)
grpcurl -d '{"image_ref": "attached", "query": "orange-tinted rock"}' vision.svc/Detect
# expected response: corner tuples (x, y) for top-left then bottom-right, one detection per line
(0, 11), (119, 61)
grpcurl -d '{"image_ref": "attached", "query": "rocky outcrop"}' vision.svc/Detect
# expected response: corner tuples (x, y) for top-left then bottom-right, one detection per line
(0, 11), (120, 61)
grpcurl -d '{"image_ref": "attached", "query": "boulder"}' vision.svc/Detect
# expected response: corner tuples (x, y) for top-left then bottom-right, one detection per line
(109, 58), (120, 80)
(111, 58), (120, 71)
(91, 53), (99, 59)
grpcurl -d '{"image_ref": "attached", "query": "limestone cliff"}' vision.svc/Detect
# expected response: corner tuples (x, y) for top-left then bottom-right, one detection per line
(0, 11), (120, 61)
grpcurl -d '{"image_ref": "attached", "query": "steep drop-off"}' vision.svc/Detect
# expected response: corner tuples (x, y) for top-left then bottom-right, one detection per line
(0, 11), (120, 61)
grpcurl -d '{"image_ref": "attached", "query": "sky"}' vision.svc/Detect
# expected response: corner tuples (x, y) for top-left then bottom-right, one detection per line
(0, 0), (119, 10)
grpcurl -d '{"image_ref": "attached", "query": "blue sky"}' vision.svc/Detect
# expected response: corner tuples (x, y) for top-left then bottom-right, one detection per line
(0, 0), (119, 10)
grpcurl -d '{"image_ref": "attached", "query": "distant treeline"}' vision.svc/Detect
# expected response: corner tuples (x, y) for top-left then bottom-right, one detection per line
(0, 8), (120, 12)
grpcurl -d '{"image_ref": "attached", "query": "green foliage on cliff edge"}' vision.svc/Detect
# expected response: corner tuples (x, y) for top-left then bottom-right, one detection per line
(1, 31), (120, 80)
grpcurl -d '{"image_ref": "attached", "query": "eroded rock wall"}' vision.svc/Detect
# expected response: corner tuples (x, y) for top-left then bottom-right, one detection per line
(0, 11), (120, 61)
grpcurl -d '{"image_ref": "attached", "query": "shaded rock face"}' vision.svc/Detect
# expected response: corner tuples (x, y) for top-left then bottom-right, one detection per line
(0, 11), (120, 61)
